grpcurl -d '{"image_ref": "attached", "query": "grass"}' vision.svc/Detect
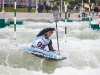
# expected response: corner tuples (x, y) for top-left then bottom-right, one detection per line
(0, 7), (53, 13)
(0, 7), (36, 12)
(0, 7), (76, 13)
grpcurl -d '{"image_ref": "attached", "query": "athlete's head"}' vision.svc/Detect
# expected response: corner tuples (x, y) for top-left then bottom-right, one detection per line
(46, 31), (53, 37)
(37, 28), (55, 37)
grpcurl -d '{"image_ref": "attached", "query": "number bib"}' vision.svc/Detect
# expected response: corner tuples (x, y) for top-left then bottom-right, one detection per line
(32, 35), (50, 49)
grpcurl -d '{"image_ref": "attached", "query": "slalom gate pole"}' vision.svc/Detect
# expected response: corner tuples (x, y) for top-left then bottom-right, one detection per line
(64, 0), (67, 42)
(65, 27), (67, 42)
(89, 0), (91, 28)
(81, 0), (83, 18)
(14, 0), (17, 46)
(65, 0), (67, 22)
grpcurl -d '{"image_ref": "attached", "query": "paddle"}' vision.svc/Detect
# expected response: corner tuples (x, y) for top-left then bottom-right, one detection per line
(52, 4), (60, 53)
(55, 19), (59, 50)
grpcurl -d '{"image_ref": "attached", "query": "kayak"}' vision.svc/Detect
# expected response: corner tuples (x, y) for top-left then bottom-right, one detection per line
(22, 46), (67, 60)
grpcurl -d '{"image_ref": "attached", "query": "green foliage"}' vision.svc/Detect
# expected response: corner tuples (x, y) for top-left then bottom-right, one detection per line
(0, 7), (36, 12)
(0, 7), (52, 13)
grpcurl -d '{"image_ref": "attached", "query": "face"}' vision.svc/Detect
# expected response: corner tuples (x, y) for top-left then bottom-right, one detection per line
(46, 31), (53, 37)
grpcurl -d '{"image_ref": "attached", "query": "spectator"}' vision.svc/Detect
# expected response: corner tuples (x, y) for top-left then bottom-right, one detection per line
(76, 4), (79, 13)
(38, 2), (43, 13)
(94, 5), (98, 16)
(91, 3), (95, 16)
(27, 4), (32, 13)
(81, 7), (86, 17)
(45, 1), (50, 13)
(67, 2), (73, 18)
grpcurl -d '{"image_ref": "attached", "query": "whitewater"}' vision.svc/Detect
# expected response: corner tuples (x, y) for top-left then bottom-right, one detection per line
(0, 20), (100, 75)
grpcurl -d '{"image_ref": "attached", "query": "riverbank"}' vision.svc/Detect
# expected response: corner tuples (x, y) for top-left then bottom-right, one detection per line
(0, 12), (98, 22)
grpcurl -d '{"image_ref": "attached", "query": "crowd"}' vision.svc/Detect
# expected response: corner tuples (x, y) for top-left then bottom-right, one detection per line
(27, 1), (73, 14)
(75, 3), (99, 17)
(27, 1), (99, 18)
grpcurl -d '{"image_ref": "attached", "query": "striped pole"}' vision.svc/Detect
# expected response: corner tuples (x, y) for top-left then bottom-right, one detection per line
(14, 0), (16, 40)
(61, 0), (62, 17)
(89, 0), (91, 28)
(65, 0), (67, 22)
(35, 0), (38, 13)
(82, 0), (83, 11)
(65, 27), (67, 42)
(64, 0), (67, 42)
(65, 27), (67, 34)
(1, 0), (5, 13)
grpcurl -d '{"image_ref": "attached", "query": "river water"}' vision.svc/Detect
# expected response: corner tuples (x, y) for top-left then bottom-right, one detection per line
(0, 20), (100, 75)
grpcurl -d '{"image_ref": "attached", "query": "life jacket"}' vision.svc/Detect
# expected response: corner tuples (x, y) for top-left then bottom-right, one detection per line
(32, 35), (50, 50)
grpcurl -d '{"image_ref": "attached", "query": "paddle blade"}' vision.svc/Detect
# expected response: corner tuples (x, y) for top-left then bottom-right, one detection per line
(52, 5), (59, 22)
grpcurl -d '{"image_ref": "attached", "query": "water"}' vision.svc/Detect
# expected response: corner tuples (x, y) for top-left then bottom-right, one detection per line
(0, 21), (100, 75)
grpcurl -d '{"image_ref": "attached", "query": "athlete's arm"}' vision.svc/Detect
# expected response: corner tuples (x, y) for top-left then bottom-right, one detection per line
(48, 40), (55, 52)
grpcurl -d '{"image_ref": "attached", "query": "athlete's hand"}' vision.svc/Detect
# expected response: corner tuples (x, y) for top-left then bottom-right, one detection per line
(55, 28), (58, 32)
(56, 50), (60, 55)
(56, 50), (60, 53)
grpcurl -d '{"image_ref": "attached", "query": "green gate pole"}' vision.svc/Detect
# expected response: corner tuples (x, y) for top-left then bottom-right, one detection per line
(89, 0), (91, 28)
(65, 26), (67, 34)
(14, 0), (16, 40)
(65, 0), (67, 22)
(64, 0), (67, 42)
(64, 26), (67, 42)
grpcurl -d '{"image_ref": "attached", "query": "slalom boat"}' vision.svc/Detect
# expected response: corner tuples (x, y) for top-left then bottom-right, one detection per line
(22, 46), (67, 60)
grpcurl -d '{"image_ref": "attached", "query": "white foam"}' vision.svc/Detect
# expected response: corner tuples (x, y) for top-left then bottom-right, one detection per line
(0, 21), (100, 75)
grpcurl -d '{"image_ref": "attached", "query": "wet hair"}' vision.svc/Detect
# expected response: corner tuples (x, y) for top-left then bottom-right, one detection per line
(37, 28), (55, 36)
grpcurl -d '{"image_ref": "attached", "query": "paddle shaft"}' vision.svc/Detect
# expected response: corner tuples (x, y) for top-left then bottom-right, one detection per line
(56, 21), (59, 50)
(52, 4), (59, 50)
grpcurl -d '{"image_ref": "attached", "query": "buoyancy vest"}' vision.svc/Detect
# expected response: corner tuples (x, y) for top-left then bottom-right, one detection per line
(32, 35), (50, 50)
